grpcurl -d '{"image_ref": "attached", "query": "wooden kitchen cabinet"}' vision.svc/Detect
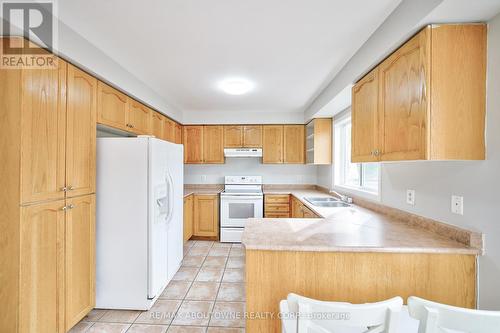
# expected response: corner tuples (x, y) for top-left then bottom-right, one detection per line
(174, 123), (183, 144)
(352, 68), (379, 162)
(183, 194), (194, 242)
(203, 125), (224, 163)
(183, 125), (204, 163)
(284, 125), (305, 164)
(64, 194), (96, 330)
(66, 64), (97, 198)
(97, 81), (129, 132)
(291, 196), (319, 218)
(305, 118), (332, 165)
(128, 99), (151, 135)
(163, 117), (175, 142)
(151, 111), (164, 139)
(193, 194), (219, 238)
(224, 125), (243, 147)
(243, 125), (263, 147)
(263, 125), (284, 163)
(264, 194), (290, 218)
(352, 24), (486, 162)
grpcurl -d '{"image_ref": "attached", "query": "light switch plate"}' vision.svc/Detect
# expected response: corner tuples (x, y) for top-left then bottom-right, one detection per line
(451, 195), (464, 215)
(406, 189), (415, 206)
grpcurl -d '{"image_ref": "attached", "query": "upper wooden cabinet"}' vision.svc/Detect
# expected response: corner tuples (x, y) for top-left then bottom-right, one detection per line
(151, 111), (164, 139)
(263, 125), (284, 163)
(184, 125), (224, 164)
(183, 125), (204, 163)
(97, 81), (128, 132)
(352, 68), (379, 163)
(305, 118), (332, 165)
(224, 125), (243, 147)
(352, 24), (486, 162)
(163, 117), (175, 142)
(224, 125), (262, 148)
(174, 123), (183, 144)
(128, 99), (151, 134)
(284, 125), (305, 164)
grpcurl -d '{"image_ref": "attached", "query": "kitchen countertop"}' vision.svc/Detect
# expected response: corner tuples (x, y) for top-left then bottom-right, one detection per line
(184, 185), (223, 198)
(242, 189), (482, 255)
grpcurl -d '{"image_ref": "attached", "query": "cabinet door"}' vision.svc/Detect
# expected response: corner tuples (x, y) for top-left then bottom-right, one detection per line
(66, 64), (97, 198)
(291, 197), (303, 218)
(352, 68), (380, 162)
(193, 195), (219, 237)
(263, 125), (284, 163)
(243, 125), (262, 148)
(175, 123), (183, 144)
(379, 28), (430, 161)
(183, 126), (204, 163)
(20, 200), (65, 333)
(224, 125), (243, 147)
(128, 99), (151, 134)
(20, 60), (66, 204)
(96, 81), (128, 131)
(65, 194), (95, 330)
(203, 125), (224, 163)
(151, 111), (164, 139)
(302, 205), (317, 218)
(183, 195), (194, 242)
(163, 118), (175, 142)
(284, 125), (305, 164)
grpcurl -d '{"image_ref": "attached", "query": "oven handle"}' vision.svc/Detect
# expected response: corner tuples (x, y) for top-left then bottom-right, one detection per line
(221, 195), (263, 201)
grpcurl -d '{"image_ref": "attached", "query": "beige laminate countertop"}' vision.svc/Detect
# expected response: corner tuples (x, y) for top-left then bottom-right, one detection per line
(242, 189), (481, 255)
(183, 186), (223, 198)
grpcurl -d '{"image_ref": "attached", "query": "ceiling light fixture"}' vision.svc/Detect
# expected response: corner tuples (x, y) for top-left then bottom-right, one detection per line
(218, 78), (254, 95)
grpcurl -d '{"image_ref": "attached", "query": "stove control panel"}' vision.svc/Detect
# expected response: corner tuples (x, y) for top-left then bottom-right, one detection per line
(224, 176), (262, 185)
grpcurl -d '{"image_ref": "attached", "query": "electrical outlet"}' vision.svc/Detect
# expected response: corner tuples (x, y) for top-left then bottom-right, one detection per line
(201, 175), (207, 182)
(451, 195), (464, 215)
(406, 189), (415, 206)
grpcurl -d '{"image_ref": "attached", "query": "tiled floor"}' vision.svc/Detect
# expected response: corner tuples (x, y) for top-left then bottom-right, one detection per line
(71, 241), (245, 333)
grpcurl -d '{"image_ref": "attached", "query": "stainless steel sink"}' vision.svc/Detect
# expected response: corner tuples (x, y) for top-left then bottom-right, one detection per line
(304, 197), (339, 203)
(311, 201), (350, 208)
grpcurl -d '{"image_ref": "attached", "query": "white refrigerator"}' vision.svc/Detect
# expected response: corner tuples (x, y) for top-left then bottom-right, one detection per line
(96, 136), (183, 310)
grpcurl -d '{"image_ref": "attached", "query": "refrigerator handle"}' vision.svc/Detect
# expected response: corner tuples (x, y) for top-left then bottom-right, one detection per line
(165, 172), (174, 225)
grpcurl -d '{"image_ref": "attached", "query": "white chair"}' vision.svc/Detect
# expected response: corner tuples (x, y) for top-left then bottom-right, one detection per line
(279, 293), (403, 333)
(407, 296), (500, 333)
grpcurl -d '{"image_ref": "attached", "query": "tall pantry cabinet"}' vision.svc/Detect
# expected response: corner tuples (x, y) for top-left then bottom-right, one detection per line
(0, 49), (96, 333)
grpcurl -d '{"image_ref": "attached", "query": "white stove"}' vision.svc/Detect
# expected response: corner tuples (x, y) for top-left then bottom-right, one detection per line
(220, 176), (263, 243)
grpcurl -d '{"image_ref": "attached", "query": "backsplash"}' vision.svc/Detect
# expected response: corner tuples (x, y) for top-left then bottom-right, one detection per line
(184, 157), (317, 184)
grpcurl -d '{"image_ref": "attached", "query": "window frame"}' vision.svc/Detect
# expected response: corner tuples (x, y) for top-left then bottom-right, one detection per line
(333, 113), (381, 202)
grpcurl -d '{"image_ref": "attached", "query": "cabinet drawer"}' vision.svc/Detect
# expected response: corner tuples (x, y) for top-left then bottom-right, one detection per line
(265, 212), (290, 218)
(264, 195), (290, 204)
(265, 203), (290, 212)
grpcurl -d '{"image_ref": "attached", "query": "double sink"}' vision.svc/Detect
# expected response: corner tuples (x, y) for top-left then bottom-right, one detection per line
(304, 197), (350, 208)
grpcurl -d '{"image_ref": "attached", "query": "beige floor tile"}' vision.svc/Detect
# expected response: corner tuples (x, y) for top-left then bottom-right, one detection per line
(203, 256), (227, 268)
(185, 282), (220, 301)
(172, 267), (200, 281)
(87, 322), (131, 333)
(83, 309), (108, 321)
(186, 240), (196, 248)
(98, 309), (141, 323)
(228, 248), (244, 257)
(208, 247), (230, 257)
(189, 247), (211, 256)
(183, 246), (191, 257)
(209, 302), (245, 328)
(211, 242), (232, 248)
(182, 255), (206, 267)
(160, 280), (192, 300)
(225, 257), (244, 269)
(207, 328), (244, 333)
(230, 244), (243, 249)
(193, 241), (214, 248)
(68, 321), (94, 333)
(172, 300), (214, 326)
(135, 299), (182, 325)
(127, 324), (169, 333)
(217, 283), (245, 302)
(196, 267), (225, 282)
(222, 269), (244, 283)
(168, 326), (207, 332)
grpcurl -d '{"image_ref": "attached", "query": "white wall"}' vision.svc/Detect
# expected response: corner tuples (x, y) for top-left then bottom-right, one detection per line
(185, 158), (317, 184)
(183, 110), (304, 124)
(319, 14), (500, 309)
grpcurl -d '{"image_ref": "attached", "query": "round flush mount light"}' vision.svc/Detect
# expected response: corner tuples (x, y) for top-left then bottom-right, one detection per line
(218, 78), (255, 95)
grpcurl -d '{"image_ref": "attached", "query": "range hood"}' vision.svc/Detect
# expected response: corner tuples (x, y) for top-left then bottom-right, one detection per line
(224, 148), (263, 158)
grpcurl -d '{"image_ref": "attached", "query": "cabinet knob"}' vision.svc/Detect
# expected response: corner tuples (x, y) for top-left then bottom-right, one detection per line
(68, 204), (75, 209)
(61, 206), (67, 211)
(68, 185), (75, 191)
(61, 186), (68, 192)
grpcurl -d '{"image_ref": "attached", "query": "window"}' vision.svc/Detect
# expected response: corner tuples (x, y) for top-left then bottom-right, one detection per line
(334, 115), (380, 197)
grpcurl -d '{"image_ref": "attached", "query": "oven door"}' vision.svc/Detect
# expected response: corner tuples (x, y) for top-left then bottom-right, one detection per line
(220, 195), (263, 227)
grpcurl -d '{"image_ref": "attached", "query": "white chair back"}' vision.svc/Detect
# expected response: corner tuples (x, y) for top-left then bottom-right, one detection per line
(408, 296), (500, 333)
(280, 293), (403, 333)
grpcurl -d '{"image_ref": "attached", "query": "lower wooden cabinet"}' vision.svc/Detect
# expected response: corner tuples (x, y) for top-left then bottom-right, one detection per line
(193, 194), (219, 238)
(17, 194), (96, 333)
(183, 194), (194, 242)
(264, 195), (290, 218)
(291, 196), (320, 218)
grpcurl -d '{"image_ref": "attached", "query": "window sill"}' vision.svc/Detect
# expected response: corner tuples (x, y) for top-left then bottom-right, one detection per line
(332, 184), (381, 202)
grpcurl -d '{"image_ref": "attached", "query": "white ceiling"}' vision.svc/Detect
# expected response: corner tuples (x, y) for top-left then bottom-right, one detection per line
(58, 0), (401, 114)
